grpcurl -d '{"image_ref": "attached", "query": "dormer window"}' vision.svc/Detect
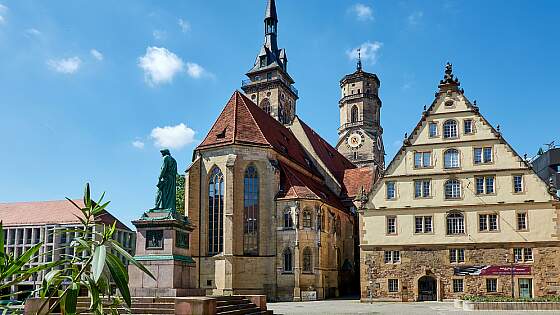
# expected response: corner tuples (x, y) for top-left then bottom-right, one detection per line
(260, 56), (267, 67)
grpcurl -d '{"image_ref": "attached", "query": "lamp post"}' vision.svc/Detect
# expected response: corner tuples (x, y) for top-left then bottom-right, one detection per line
(506, 254), (515, 299)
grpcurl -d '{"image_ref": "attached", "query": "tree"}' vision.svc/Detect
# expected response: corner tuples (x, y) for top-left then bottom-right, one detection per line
(176, 174), (186, 215)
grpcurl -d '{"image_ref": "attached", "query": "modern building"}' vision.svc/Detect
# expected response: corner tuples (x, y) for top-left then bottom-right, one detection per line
(0, 199), (135, 300)
(532, 147), (560, 198)
(184, 0), (380, 301)
(359, 63), (560, 301)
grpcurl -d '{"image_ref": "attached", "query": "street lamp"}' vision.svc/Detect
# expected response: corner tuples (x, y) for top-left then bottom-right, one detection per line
(505, 253), (514, 299)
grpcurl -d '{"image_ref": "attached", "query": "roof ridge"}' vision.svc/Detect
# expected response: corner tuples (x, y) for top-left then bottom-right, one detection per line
(232, 91), (239, 145)
(236, 91), (269, 147)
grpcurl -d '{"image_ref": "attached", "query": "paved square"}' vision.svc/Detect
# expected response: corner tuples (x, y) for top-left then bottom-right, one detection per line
(267, 299), (556, 315)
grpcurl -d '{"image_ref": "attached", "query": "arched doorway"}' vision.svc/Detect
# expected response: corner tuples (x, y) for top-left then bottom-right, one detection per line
(418, 276), (437, 301)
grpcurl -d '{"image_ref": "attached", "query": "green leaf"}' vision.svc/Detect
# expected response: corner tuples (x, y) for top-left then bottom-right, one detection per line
(91, 244), (106, 283)
(0, 242), (42, 280)
(105, 252), (131, 307)
(63, 282), (79, 315)
(84, 183), (91, 209)
(109, 240), (155, 280)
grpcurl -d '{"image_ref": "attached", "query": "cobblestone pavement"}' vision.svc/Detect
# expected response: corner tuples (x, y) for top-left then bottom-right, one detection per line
(267, 299), (556, 315)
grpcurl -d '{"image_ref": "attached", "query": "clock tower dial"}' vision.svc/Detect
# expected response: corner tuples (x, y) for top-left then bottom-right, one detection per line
(347, 131), (365, 149)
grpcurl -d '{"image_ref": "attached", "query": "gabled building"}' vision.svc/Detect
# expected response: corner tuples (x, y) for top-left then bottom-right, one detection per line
(359, 63), (560, 301)
(183, 0), (381, 301)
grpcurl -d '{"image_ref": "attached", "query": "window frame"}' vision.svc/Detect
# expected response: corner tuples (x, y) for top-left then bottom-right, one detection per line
(444, 179), (462, 200)
(513, 174), (524, 194)
(243, 165), (259, 256)
(283, 209), (294, 229)
(302, 209), (312, 228)
(429, 122), (438, 138)
(514, 248), (533, 263)
(479, 213), (499, 232)
(444, 149), (461, 169)
(386, 216), (397, 235)
(386, 181), (396, 200)
(414, 216), (433, 234)
(283, 248), (293, 273)
(453, 278), (464, 293)
(414, 179), (431, 199)
(208, 167), (225, 256)
(446, 211), (465, 235)
(302, 247), (313, 273)
(414, 151), (433, 169)
(486, 278), (498, 293)
(383, 250), (401, 264)
(388, 279), (399, 293)
(516, 211), (528, 231)
(463, 119), (474, 134)
(449, 248), (465, 263)
(443, 120), (459, 139)
(475, 175), (496, 195)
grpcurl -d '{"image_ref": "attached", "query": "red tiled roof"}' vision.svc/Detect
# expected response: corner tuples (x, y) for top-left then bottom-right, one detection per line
(298, 118), (356, 184)
(0, 199), (131, 231)
(277, 163), (346, 210)
(197, 91), (320, 177)
(342, 166), (378, 198)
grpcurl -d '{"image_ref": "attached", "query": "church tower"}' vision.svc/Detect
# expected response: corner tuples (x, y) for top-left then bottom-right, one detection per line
(336, 53), (385, 169)
(241, 0), (298, 125)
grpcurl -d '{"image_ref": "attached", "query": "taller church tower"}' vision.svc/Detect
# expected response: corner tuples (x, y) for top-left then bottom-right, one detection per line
(335, 54), (385, 169)
(241, 0), (298, 125)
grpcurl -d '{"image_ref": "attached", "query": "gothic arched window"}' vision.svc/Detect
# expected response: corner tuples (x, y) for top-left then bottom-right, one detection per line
(351, 105), (359, 123)
(444, 149), (460, 169)
(284, 209), (293, 228)
(243, 165), (259, 255)
(303, 209), (312, 228)
(260, 99), (271, 115)
(335, 215), (341, 235)
(208, 167), (224, 255)
(443, 120), (458, 139)
(283, 248), (293, 272)
(278, 103), (285, 123)
(302, 247), (313, 273)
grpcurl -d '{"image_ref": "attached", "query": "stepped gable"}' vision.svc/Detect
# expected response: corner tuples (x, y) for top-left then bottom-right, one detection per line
(342, 166), (378, 198)
(277, 162), (346, 210)
(197, 91), (321, 177)
(298, 118), (357, 183)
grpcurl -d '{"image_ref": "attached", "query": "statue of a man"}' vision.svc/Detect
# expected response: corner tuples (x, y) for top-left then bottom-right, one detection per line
(154, 149), (178, 211)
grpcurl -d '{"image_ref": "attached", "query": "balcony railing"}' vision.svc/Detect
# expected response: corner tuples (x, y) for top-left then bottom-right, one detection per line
(241, 76), (298, 97)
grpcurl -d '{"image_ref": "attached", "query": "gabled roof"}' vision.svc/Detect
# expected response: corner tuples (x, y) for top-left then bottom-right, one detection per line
(196, 91), (320, 177)
(277, 162), (346, 210)
(342, 166), (378, 198)
(0, 199), (131, 231)
(297, 118), (357, 184)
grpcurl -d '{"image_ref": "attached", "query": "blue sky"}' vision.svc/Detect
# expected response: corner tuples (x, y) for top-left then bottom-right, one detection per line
(1, 0), (559, 228)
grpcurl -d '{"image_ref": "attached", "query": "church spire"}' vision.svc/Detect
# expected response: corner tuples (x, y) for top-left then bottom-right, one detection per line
(265, 0), (278, 22)
(357, 48), (362, 71)
(264, 0), (278, 52)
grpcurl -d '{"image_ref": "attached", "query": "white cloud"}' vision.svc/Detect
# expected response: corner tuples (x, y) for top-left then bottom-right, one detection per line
(0, 4), (8, 24)
(132, 140), (145, 149)
(186, 62), (212, 79)
(152, 30), (167, 40)
(47, 57), (81, 74)
(350, 3), (373, 21)
(178, 18), (190, 33)
(347, 41), (383, 64)
(25, 28), (41, 37)
(150, 123), (195, 150)
(138, 46), (184, 86)
(408, 11), (424, 25)
(90, 49), (103, 61)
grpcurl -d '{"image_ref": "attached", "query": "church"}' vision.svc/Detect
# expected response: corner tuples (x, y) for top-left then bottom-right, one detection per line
(183, 0), (382, 301)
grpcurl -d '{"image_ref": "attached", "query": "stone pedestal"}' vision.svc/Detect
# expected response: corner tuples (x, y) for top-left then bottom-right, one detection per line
(129, 209), (204, 297)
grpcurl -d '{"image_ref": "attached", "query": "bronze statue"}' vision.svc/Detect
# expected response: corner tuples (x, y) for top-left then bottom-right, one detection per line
(154, 149), (177, 211)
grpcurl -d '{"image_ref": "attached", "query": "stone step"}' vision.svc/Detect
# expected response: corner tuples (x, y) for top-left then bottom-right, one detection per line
(217, 299), (252, 307)
(75, 302), (175, 309)
(217, 303), (258, 312)
(216, 306), (261, 315)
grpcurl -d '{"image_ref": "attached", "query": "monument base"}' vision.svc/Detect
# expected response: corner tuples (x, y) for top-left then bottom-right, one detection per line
(129, 208), (199, 297)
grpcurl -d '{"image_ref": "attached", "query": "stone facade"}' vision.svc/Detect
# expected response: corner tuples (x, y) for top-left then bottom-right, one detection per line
(359, 63), (560, 301)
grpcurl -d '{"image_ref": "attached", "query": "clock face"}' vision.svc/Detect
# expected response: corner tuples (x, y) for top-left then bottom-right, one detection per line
(347, 132), (364, 149)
